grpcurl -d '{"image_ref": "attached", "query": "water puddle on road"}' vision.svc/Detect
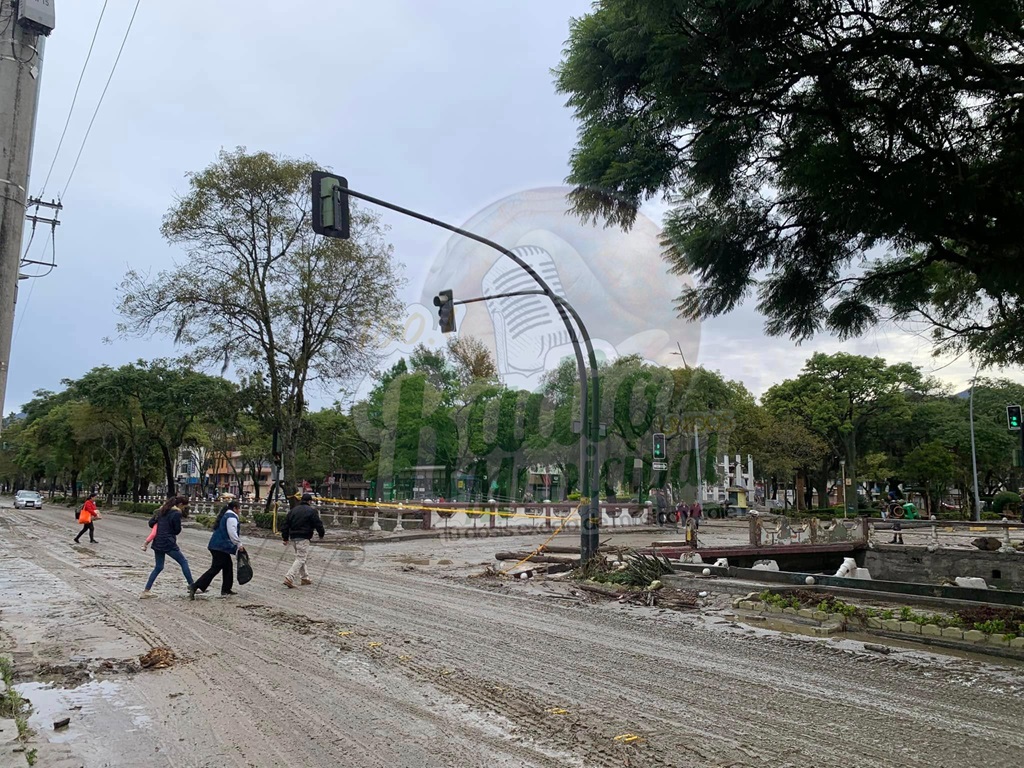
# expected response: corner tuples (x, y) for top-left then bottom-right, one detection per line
(14, 680), (150, 744)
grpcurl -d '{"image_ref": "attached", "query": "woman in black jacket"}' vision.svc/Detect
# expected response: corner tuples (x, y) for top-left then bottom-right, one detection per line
(141, 496), (195, 599)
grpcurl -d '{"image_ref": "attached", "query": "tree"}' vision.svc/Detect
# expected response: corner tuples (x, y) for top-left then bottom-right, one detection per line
(118, 148), (403, 499)
(556, 1), (1024, 365)
(763, 353), (928, 505)
(903, 440), (957, 517)
(446, 335), (498, 388)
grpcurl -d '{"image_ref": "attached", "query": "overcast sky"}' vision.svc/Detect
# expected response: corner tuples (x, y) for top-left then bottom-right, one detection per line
(8, 0), (1017, 414)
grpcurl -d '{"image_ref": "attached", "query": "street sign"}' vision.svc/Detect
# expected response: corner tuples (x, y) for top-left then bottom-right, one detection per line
(652, 461), (668, 471)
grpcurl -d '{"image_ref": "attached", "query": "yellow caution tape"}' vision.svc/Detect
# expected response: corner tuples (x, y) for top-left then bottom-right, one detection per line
(547, 708), (569, 715)
(614, 734), (641, 743)
(498, 501), (582, 576)
(293, 493), (585, 523)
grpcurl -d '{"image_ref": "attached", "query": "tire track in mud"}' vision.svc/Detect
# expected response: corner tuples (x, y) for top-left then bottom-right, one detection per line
(6, 507), (1024, 767)
(2, 511), (594, 767)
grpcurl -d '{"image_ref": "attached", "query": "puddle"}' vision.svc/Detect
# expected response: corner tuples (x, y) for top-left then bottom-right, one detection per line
(13, 680), (142, 743)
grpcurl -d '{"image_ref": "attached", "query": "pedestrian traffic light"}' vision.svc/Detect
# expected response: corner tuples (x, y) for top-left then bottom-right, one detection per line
(433, 289), (456, 334)
(1008, 405), (1022, 431)
(311, 171), (350, 239)
(652, 432), (666, 460)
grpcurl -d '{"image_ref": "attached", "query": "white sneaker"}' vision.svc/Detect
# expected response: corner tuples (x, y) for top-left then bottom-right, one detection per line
(140, 590), (154, 599)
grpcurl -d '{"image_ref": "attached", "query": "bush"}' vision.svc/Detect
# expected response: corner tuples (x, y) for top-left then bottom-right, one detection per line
(117, 502), (161, 517)
(193, 514), (216, 530)
(252, 512), (275, 530)
(991, 491), (1021, 517)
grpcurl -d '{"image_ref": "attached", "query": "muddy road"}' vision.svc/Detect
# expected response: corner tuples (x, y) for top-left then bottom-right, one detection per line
(1, 506), (1022, 767)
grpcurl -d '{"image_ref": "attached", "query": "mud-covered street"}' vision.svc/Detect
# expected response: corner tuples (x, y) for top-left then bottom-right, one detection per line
(2, 506), (1023, 768)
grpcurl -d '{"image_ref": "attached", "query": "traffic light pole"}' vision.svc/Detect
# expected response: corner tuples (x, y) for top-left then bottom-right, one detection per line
(334, 185), (603, 562)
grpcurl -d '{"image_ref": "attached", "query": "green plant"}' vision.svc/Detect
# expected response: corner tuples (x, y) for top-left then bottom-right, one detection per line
(881, 610), (894, 621)
(973, 619), (1008, 635)
(991, 491), (1021, 517)
(252, 512), (276, 530)
(899, 607), (914, 622)
(26, 748), (37, 766)
(193, 514), (216, 530)
(574, 552), (673, 588)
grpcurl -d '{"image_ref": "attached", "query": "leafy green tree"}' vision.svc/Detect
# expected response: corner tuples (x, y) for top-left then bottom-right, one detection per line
(763, 352), (928, 505)
(117, 148), (403, 499)
(557, 1), (1024, 364)
(903, 440), (957, 517)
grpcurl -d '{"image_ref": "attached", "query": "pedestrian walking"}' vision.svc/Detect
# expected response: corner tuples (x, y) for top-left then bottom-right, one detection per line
(73, 493), (101, 544)
(189, 500), (245, 599)
(690, 499), (703, 530)
(281, 493), (325, 589)
(141, 496), (195, 599)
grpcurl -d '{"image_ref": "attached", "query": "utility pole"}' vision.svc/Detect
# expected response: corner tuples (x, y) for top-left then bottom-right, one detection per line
(0, 2), (55, 430)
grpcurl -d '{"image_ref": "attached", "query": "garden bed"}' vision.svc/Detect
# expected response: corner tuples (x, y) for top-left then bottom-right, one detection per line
(735, 589), (1024, 653)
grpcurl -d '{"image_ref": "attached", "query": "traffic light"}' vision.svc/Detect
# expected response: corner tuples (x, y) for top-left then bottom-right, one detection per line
(311, 171), (350, 239)
(1008, 405), (1022, 431)
(433, 289), (456, 333)
(652, 432), (666, 460)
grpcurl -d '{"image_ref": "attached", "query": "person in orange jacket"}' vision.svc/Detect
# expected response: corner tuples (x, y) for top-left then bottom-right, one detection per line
(74, 492), (101, 544)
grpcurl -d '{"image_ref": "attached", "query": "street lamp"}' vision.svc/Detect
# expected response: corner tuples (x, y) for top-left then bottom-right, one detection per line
(840, 459), (847, 518)
(969, 364), (983, 522)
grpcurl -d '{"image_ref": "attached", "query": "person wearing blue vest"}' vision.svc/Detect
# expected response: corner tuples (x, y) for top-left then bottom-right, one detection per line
(189, 500), (245, 599)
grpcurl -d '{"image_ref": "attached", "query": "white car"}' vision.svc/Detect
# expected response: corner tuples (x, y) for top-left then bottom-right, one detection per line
(14, 490), (43, 509)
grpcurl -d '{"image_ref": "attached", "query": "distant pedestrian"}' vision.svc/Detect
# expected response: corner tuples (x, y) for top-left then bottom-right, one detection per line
(74, 493), (101, 544)
(141, 496), (195, 599)
(690, 500), (703, 530)
(675, 500), (690, 526)
(189, 500), (245, 599)
(281, 493), (325, 588)
(655, 490), (669, 525)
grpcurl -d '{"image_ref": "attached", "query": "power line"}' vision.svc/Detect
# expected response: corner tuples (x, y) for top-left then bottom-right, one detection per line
(38, 0), (109, 197)
(60, 0), (142, 200)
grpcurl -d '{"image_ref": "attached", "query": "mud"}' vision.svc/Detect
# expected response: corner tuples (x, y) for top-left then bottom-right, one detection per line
(0, 506), (1022, 767)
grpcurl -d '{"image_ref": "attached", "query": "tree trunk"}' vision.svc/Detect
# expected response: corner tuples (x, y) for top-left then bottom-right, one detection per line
(161, 445), (176, 497)
(70, 469), (79, 499)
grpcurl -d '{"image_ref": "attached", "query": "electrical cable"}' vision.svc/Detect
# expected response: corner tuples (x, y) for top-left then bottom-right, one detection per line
(60, 0), (142, 200)
(38, 0), (109, 197)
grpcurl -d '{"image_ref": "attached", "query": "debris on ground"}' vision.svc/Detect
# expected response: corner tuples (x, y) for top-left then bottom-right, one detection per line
(139, 647), (176, 670)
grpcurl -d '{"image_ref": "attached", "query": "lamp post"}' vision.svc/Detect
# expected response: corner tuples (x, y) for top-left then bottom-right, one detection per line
(969, 365), (983, 522)
(840, 459), (847, 518)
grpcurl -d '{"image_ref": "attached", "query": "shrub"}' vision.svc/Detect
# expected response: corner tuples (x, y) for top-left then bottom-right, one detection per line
(117, 502), (161, 517)
(991, 491), (1021, 517)
(252, 512), (276, 530)
(193, 514), (216, 530)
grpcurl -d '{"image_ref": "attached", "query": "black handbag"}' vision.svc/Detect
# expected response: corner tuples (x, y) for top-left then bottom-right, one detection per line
(236, 550), (253, 585)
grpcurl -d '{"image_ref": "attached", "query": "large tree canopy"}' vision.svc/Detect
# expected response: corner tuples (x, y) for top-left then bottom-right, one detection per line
(556, 1), (1024, 364)
(118, 148), (404, 496)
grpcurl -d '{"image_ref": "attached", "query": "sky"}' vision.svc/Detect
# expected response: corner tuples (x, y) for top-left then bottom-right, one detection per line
(6, 0), (1018, 415)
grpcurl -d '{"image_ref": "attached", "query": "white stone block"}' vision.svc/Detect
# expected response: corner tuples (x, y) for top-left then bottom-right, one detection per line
(954, 577), (989, 590)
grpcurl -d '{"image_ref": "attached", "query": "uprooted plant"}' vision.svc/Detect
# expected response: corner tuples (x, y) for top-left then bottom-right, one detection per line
(573, 551), (674, 588)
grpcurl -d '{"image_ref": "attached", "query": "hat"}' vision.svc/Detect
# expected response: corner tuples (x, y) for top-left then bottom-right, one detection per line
(301, 493), (314, 502)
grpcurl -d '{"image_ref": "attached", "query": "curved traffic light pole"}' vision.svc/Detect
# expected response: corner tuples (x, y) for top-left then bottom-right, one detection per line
(335, 185), (603, 562)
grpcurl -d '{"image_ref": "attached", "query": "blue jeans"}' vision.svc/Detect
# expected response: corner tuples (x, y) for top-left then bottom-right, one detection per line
(145, 548), (194, 591)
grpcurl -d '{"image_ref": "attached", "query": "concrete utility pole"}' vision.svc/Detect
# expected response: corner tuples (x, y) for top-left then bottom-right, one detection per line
(0, 1), (54, 430)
